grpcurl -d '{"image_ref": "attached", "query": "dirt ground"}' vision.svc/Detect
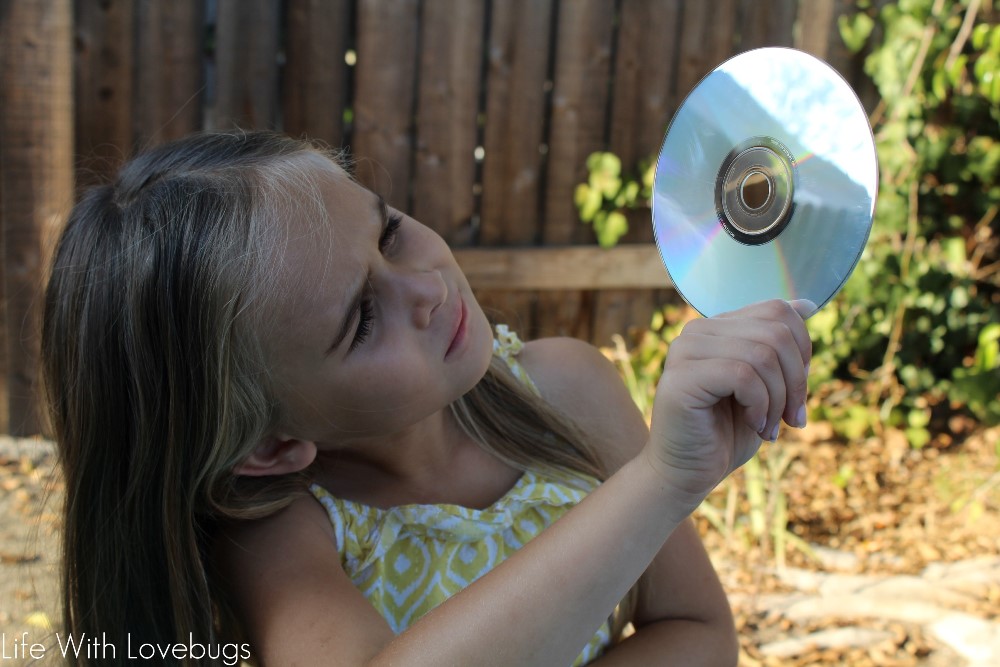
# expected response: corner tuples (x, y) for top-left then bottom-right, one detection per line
(0, 424), (997, 665)
(0, 437), (61, 663)
(701, 422), (1000, 665)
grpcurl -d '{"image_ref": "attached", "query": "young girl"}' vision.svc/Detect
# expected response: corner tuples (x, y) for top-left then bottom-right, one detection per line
(42, 130), (812, 666)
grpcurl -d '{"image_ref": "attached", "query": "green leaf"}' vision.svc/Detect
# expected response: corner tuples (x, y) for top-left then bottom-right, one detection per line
(947, 54), (968, 87)
(833, 464), (856, 489)
(943, 236), (967, 272)
(975, 323), (1000, 370)
(621, 180), (640, 206)
(839, 13), (875, 53)
(642, 161), (655, 192)
(972, 22), (991, 51)
(905, 426), (932, 448)
(586, 152), (623, 198)
(932, 67), (948, 101)
(596, 211), (628, 248)
(574, 183), (602, 222)
(908, 407), (931, 428)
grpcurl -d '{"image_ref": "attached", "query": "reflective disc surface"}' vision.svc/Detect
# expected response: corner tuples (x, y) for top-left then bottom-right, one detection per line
(652, 47), (878, 317)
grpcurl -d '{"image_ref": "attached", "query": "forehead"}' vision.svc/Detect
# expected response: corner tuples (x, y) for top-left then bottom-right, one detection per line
(276, 153), (375, 260)
(282, 153), (368, 228)
(262, 156), (377, 341)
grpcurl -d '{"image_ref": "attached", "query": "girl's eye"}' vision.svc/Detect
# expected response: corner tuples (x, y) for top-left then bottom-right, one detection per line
(350, 213), (402, 352)
(380, 214), (402, 253)
(349, 297), (374, 352)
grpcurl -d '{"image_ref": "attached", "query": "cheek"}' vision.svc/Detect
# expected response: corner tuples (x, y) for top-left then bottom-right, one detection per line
(343, 355), (443, 414)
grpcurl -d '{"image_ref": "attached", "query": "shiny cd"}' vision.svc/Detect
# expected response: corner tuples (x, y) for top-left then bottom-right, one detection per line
(652, 47), (878, 318)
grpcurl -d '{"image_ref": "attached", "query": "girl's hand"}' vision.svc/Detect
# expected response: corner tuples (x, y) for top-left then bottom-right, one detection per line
(643, 299), (813, 511)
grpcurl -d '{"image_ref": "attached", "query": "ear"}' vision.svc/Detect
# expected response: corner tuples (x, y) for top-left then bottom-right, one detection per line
(234, 436), (317, 477)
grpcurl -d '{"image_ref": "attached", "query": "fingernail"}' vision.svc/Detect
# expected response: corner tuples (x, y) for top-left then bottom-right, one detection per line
(790, 299), (818, 318)
(795, 402), (808, 428)
(767, 423), (780, 442)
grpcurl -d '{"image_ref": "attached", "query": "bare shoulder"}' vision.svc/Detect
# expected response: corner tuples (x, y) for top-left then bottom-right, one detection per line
(517, 337), (649, 472)
(219, 491), (334, 558)
(216, 494), (392, 663)
(215, 494), (343, 609)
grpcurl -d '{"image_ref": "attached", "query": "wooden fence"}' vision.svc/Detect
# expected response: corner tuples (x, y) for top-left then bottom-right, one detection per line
(0, 0), (871, 435)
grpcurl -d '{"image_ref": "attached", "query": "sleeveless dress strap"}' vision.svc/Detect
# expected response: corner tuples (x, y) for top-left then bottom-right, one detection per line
(492, 324), (540, 396)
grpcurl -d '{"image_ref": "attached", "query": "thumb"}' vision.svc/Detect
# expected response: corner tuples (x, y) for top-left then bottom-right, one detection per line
(788, 299), (818, 319)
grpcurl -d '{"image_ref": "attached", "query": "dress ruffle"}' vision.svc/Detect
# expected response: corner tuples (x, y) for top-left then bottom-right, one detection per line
(493, 323), (541, 395)
(310, 470), (596, 572)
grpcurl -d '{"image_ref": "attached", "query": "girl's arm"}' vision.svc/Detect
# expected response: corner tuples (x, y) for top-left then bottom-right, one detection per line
(220, 299), (811, 666)
(584, 521), (739, 665)
(519, 335), (738, 665)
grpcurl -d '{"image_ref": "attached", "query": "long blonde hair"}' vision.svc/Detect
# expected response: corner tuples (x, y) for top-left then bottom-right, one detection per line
(41, 130), (629, 664)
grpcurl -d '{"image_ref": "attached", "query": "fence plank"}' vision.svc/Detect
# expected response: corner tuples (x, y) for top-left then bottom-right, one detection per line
(0, 0), (74, 435)
(283, 0), (351, 147)
(456, 244), (667, 290)
(476, 0), (555, 336)
(410, 0), (485, 245)
(610, 0), (680, 172)
(797, 0), (852, 73)
(543, 0), (615, 245)
(74, 0), (134, 188)
(479, 0), (553, 246)
(476, 0), (548, 334)
(595, 0), (682, 345)
(211, 0), (280, 131)
(352, 0), (420, 210)
(539, 0), (616, 339)
(738, 0), (797, 51)
(134, 0), (205, 148)
(674, 0), (738, 106)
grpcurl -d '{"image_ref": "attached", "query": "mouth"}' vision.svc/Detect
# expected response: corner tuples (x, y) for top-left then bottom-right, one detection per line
(445, 296), (467, 359)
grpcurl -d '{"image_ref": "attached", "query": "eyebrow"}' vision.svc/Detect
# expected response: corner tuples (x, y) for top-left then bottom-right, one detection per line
(326, 194), (391, 355)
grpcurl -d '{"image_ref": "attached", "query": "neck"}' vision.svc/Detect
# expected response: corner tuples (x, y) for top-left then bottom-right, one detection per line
(313, 407), (484, 502)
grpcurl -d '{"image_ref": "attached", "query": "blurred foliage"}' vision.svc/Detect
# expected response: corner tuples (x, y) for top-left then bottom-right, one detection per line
(574, 152), (654, 247)
(586, 0), (1000, 444)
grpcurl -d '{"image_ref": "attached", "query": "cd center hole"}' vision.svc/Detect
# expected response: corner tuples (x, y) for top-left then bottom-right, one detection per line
(740, 171), (771, 211)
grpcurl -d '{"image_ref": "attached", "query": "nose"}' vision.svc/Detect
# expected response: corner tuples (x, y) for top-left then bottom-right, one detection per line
(399, 267), (447, 328)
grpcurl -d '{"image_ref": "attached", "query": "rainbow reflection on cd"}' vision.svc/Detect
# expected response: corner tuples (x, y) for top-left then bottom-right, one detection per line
(652, 47), (878, 318)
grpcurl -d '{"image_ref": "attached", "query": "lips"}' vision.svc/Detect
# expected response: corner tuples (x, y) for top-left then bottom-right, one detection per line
(445, 296), (467, 359)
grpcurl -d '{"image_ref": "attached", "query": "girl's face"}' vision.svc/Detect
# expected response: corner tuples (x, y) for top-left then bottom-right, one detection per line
(264, 159), (494, 447)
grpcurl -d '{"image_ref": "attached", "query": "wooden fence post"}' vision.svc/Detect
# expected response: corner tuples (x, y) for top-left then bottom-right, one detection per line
(0, 0), (75, 435)
(74, 0), (133, 188)
(283, 0), (351, 148)
(352, 0), (420, 211)
(594, 0), (685, 345)
(410, 0), (485, 246)
(133, 0), (205, 148)
(539, 0), (616, 340)
(478, 0), (555, 337)
(210, 0), (280, 130)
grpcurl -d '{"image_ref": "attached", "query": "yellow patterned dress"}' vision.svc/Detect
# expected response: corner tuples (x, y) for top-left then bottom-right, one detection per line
(309, 326), (612, 666)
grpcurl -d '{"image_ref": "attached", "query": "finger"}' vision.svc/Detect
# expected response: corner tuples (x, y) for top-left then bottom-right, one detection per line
(716, 299), (813, 368)
(788, 298), (818, 320)
(664, 357), (772, 437)
(740, 319), (812, 428)
(670, 332), (788, 440)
